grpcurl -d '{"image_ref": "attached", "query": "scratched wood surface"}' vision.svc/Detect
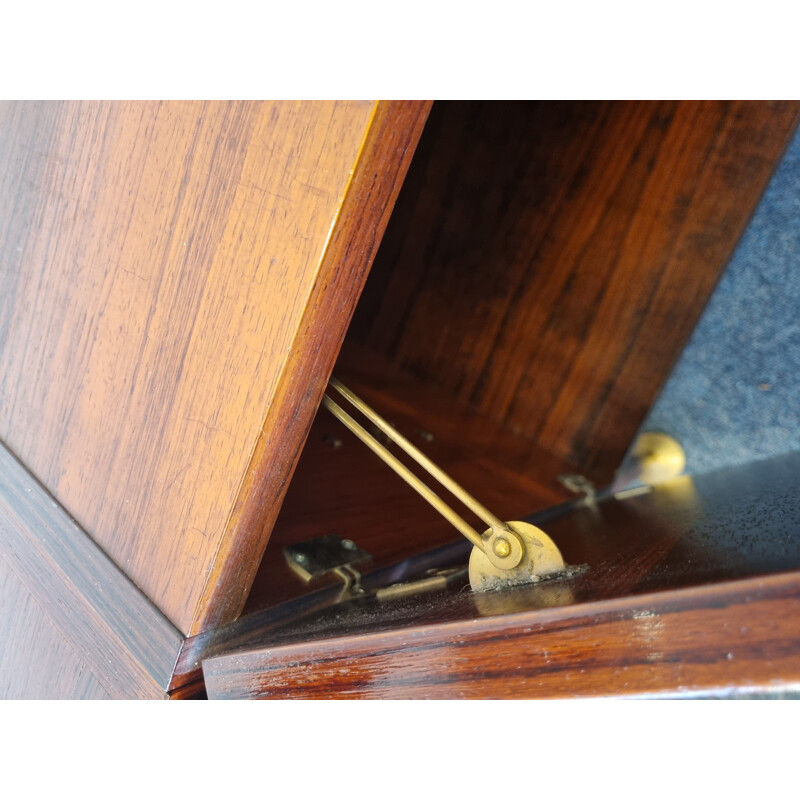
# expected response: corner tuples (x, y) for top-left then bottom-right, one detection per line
(204, 572), (800, 699)
(350, 101), (800, 482)
(0, 555), (113, 700)
(0, 101), (428, 635)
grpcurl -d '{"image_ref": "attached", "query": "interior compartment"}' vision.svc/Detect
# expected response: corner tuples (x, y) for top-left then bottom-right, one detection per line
(241, 100), (799, 615)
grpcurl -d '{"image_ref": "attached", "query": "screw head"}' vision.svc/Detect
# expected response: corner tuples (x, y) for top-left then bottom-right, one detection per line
(493, 537), (511, 558)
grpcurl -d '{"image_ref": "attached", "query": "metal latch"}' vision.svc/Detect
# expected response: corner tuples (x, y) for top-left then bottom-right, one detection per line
(284, 534), (468, 602)
(284, 534), (371, 598)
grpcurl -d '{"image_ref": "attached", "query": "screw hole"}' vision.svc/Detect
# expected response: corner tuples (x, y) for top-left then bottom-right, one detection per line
(323, 433), (343, 449)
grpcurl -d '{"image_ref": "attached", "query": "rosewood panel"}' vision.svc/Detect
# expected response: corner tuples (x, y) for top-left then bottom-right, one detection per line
(0, 101), (429, 634)
(192, 103), (431, 632)
(351, 101), (799, 482)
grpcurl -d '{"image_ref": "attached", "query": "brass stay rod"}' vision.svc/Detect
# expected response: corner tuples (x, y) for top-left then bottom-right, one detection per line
(323, 378), (510, 552)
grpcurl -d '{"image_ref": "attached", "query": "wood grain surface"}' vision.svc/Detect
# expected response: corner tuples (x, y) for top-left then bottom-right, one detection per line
(203, 572), (800, 699)
(0, 101), (428, 635)
(192, 103), (431, 633)
(0, 441), (180, 698)
(350, 101), (800, 482)
(0, 554), (113, 700)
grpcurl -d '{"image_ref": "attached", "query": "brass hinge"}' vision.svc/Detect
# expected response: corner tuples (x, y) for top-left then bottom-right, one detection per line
(320, 378), (573, 592)
(284, 534), (467, 602)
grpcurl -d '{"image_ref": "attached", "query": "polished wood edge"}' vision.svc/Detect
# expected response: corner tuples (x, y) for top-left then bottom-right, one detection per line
(189, 100), (433, 635)
(202, 570), (800, 699)
(0, 441), (183, 699)
(167, 678), (207, 700)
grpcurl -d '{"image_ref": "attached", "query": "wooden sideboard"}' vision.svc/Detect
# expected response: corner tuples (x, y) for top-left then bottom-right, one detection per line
(1, 100), (798, 699)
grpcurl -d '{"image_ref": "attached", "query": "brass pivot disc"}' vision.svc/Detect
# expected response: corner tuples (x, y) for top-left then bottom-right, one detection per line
(469, 521), (566, 592)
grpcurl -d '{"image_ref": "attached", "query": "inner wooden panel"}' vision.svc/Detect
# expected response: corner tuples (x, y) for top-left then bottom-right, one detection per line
(350, 101), (799, 482)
